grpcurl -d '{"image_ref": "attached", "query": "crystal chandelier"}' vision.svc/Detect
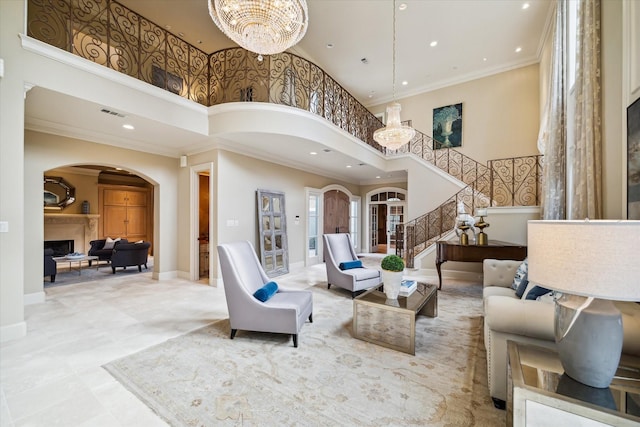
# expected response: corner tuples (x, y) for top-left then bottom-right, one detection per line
(208, 0), (309, 56)
(373, 1), (415, 150)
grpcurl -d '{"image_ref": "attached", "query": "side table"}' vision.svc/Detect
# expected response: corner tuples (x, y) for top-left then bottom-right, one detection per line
(507, 341), (640, 427)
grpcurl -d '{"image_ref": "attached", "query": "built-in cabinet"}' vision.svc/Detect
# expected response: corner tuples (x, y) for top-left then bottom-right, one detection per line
(98, 184), (152, 249)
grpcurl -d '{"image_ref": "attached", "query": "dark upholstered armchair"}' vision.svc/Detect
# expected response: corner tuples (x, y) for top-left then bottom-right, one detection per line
(110, 241), (150, 274)
(217, 241), (313, 347)
(44, 248), (57, 282)
(323, 233), (382, 298)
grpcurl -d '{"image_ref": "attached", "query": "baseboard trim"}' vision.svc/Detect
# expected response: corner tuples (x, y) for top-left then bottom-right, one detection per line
(154, 270), (179, 280)
(0, 321), (27, 343)
(24, 291), (46, 305)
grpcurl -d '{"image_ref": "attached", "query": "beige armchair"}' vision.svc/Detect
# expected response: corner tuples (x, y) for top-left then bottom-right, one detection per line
(218, 241), (313, 347)
(323, 233), (382, 298)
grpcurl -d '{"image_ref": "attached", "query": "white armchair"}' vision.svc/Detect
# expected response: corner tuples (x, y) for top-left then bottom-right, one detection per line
(218, 241), (313, 347)
(322, 233), (382, 298)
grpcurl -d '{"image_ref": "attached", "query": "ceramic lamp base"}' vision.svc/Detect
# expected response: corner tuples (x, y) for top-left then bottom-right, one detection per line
(555, 295), (623, 388)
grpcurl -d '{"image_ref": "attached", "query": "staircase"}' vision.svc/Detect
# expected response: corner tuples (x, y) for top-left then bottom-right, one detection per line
(387, 126), (543, 267)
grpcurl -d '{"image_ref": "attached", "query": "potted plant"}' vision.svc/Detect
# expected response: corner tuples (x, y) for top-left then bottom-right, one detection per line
(381, 254), (405, 299)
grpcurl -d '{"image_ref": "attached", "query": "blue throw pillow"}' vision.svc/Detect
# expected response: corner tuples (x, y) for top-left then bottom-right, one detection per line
(515, 272), (529, 298)
(511, 258), (528, 290)
(253, 281), (278, 302)
(339, 260), (362, 270)
(525, 285), (551, 300)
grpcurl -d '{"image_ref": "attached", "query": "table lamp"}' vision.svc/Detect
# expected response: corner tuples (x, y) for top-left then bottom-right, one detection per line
(527, 220), (640, 389)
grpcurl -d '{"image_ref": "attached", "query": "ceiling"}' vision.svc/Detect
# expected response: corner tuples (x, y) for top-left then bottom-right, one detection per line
(117, 0), (554, 105)
(27, 0), (554, 184)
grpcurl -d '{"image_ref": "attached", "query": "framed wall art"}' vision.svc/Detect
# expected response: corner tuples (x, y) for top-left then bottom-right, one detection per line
(433, 103), (463, 149)
(627, 96), (640, 219)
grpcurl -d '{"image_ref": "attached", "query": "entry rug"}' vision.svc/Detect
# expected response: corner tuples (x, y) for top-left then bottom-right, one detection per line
(103, 282), (503, 426)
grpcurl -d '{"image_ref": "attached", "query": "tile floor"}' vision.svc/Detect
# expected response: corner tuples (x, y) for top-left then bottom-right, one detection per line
(0, 259), (436, 427)
(1, 272), (229, 427)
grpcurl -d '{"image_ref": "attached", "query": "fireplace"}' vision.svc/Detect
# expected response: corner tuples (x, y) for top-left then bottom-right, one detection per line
(44, 240), (74, 257)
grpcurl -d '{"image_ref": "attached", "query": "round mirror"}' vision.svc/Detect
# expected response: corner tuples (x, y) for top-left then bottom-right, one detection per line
(44, 176), (76, 210)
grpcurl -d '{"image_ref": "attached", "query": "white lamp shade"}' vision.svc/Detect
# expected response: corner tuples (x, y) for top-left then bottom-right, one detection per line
(527, 220), (640, 301)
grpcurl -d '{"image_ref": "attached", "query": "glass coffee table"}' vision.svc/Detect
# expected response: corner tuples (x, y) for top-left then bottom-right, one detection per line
(54, 255), (99, 275)
(353, 282), (438, 355)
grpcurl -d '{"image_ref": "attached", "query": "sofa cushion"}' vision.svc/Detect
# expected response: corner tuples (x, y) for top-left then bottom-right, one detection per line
(511, 258), (528, 290)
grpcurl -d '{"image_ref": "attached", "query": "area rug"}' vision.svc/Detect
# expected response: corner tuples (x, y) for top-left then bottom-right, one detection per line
(45, 257), (154, 288)
(103, 281), (504, 426)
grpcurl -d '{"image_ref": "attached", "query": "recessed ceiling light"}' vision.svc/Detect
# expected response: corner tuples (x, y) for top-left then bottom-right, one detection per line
(346, 165), (352, 168)
(430, 41), (438, 47)
(122, 124), (134, 130)
(326, 43), (334, 49)
(401, 81), (408, 86)
(515, 47), (522, 53)
(376, 176), (381, 179)
(483, 57), (488, 61)
(398, 3), (407, 11)
(310, 151), (317, 155)
(522, 3), (530, 10)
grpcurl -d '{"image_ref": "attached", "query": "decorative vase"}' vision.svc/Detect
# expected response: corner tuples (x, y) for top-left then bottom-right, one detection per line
(81, 200), (90, 214)
(382, 269), (403, 299)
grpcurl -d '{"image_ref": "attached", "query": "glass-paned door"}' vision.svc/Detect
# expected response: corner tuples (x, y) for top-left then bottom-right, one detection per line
(387, 205), (404, 253)
(257, 189), (288, 277)
(370, 204), (379, 252)
(308, 193), (320, 265)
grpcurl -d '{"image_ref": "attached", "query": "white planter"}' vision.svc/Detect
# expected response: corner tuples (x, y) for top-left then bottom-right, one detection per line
(382, 270), (403, 299)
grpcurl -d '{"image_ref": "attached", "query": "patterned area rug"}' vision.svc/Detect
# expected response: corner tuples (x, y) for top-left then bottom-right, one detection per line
(103, 280), (504, 426)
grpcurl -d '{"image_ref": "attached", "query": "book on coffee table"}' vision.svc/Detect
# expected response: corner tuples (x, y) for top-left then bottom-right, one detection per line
(399, 280), (417, 297)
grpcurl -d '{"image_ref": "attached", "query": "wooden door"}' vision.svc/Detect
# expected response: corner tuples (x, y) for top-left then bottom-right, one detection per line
(323, 190), (349, 234)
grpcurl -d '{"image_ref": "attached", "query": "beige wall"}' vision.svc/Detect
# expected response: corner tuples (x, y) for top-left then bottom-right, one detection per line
(44, 169), (99, 215)
(601, 0), (624, 218)
(25, 131), (179, 295)
(186, 149), (363, 280)
(372, 65), (541, 165)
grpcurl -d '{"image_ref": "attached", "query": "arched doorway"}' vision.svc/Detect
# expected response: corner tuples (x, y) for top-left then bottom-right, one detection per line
(366, 188), (407, 254)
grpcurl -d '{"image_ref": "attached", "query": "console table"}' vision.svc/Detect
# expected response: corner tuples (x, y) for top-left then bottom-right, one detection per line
(435, 239), (527, 289)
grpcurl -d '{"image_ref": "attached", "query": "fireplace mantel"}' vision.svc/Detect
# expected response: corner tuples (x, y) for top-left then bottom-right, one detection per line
(44, 214), (100, 254)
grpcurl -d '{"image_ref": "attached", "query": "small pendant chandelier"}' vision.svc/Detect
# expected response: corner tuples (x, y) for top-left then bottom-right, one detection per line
(373, 0), (415, 150)
(208, 0), (309, 56)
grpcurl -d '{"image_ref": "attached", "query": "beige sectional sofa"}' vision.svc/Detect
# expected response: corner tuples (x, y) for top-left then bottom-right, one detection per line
(482, 259), (640, 409)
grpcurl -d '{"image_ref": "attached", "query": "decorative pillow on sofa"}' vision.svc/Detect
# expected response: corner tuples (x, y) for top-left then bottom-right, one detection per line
(339, 260), (363, 270)
(514, 272), (529, 298)
(511, 258), (528, 291)
(253, 281), (278, 302)
(102, 237), (121, 250)
(521, 282), (552, 300)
